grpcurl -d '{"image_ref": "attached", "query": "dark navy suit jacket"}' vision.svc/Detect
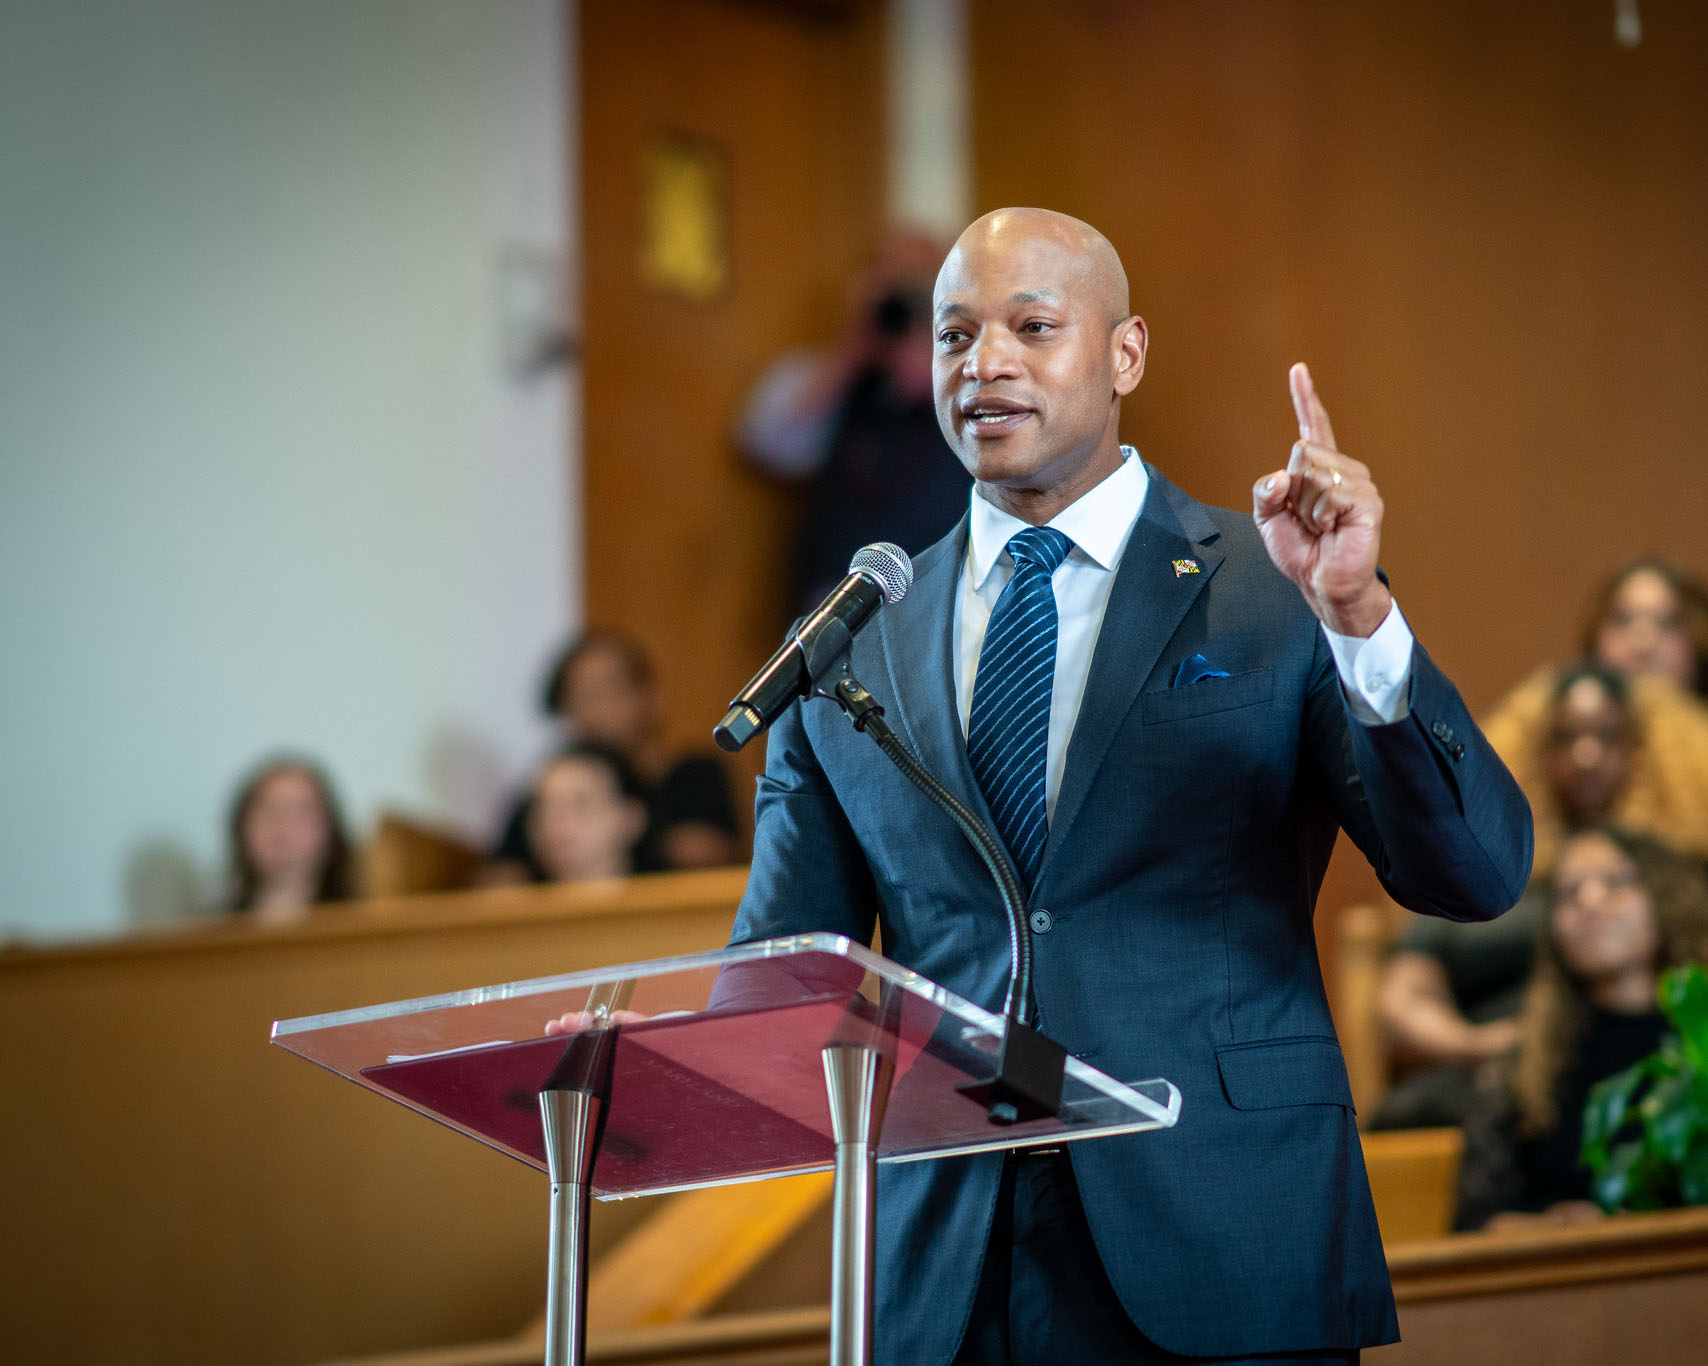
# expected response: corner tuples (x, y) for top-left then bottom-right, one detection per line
(729, 467), (1533, 1361)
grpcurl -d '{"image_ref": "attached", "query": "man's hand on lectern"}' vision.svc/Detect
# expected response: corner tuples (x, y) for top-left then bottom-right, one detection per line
(544, 1008), (649, 1036)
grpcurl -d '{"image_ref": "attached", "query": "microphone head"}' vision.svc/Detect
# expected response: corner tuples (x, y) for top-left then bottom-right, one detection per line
(848, 542), (913, 606)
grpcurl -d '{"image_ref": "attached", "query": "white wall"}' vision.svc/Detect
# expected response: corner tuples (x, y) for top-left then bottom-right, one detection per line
(0, 0), (579, 935)
(887, 0), (970, 236)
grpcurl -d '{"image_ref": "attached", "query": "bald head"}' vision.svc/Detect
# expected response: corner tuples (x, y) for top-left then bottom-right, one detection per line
(939, 207), (1130, 326)
(929, 206), (1148, 524)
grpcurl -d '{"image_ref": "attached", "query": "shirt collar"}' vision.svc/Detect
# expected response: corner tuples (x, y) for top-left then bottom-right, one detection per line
(967, 446), (1150, 590)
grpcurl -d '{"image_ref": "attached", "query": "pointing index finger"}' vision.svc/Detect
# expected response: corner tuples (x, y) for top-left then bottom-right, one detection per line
(1289, 362), (1339, 452)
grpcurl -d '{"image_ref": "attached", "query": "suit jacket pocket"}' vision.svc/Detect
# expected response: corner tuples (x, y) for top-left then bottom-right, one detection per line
(1141, 667), (1274, 724)
(1216, 1035), (1354, 1110)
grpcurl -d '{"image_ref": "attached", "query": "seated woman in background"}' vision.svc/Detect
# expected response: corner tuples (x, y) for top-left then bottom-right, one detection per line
(1483, 556), (1708, 874)
(1483, 661), (1708, 876)
(527, 743), (649, 884)
(1583, 555), (1708, 700)
(226, 757), (354, 922)
(485, 629), (740, 884)
(1455, 826), (1708, 1231)
(1372, 663), (1638, 1129)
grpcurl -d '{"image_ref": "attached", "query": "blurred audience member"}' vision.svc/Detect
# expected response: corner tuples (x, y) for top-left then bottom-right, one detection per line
(1483, 660), (1708, 875)
(226, 757), (354, 922)
(1455, 827), (1708, 1230)
(1370, 664), (1635, 1128)
(739, 225), (970, 613)
(1478, 556), (1708, 872)
(527, 744), (649, 884)
(1582, 556), (1708, 699)
(485, 629), (739, 883)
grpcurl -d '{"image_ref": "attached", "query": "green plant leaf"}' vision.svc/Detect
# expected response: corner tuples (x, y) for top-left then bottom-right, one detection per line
(1681, 1143), (1708, 1207)
(1592, 1140), (1647, 1211)
(1639, 1071), (1698, 1164)
(1583, 1064), (1646, 1168)
(1650, 1038), (1685, 1077)
(1584, 965), (1708, 1210)
(1631, 1156), (1669, 1211)
(1658, 963), (1708, 1072)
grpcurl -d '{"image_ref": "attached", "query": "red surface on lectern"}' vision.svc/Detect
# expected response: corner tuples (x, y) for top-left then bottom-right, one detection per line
(361, 994), (948, 1192)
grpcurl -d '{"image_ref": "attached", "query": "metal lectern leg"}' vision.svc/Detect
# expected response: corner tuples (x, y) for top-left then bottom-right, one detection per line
(539, 1088), (601, 1366)
(822, 1043), (896, 1366)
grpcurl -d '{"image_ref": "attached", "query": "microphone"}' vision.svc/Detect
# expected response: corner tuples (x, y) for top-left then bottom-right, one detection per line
(714, 543), (913, 752)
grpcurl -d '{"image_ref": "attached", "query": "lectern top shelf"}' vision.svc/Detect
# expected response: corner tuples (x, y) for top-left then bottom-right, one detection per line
(270, 933), (1179, 1199)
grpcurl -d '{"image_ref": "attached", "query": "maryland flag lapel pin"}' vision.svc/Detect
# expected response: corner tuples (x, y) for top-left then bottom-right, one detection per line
(1172, 558), (1201, 577)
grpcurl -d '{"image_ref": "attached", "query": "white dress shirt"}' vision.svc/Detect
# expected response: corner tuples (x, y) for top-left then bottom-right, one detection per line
(952, 447), (1415, 820)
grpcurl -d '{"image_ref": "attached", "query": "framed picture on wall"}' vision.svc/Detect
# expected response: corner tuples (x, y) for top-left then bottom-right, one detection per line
(639, 133), (729, 303)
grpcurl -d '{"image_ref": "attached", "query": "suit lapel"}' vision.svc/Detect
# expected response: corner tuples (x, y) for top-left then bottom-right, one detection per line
(1041, 469), (1224, 877)
(874, 516), (998, 830)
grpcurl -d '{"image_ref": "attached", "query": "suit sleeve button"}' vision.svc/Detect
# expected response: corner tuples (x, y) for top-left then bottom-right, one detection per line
(1430, 720), (1451, 740)
(1028, 909), (1054, 934)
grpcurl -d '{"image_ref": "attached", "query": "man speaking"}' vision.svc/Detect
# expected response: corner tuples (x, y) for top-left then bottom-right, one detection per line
(728, 208), (1532, 1364)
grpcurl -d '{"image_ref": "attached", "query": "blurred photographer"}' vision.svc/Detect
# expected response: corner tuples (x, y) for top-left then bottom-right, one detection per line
(738, 225), (970, 613)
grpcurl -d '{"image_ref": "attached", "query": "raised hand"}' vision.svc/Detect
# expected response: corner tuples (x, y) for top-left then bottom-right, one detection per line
(1252, 363), (1393, 637)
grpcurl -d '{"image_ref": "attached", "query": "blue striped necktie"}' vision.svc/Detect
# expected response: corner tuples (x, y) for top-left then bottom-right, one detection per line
(967, 526), (1073, 892)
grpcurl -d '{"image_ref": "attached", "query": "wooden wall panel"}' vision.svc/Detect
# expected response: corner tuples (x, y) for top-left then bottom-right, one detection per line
(579, 0), (887, 806)
(574, 2), (1707, 969)
(968, 0), (1708, 919)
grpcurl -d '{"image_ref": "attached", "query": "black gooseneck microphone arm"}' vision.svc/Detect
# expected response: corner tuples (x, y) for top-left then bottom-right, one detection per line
(801, 635), (1065, 1125)
(821, 671), (1031, 1024)
(720, 571), (1066, 1124)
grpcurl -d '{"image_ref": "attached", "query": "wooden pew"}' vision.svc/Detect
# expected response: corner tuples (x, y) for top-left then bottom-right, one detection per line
(0, 875), (1512, 1366)
(584, 1174), (834, 1331)
(363, 810), (484, 896)
(1334, 902), (1402, 1118)
(0, 870), (747, 1366)
(1361, 1127), (1464, 1245)
(330, 1119), (1468, 1365)
(338, 1208), (1708, 1366)
(323, 1306), (834, 1366)
(1376, 1206), (1708, 1365)
(319, 995), (1469, 1366)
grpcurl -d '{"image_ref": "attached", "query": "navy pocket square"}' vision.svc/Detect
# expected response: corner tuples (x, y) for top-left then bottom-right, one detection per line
(1172, 653), (1231, 687)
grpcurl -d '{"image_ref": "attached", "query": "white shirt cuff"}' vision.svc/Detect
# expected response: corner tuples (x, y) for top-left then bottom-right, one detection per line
(1322, 600), (1414, 725)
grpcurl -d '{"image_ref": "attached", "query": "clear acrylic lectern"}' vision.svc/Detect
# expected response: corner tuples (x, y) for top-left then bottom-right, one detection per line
(271, 933), (1180, 1366)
